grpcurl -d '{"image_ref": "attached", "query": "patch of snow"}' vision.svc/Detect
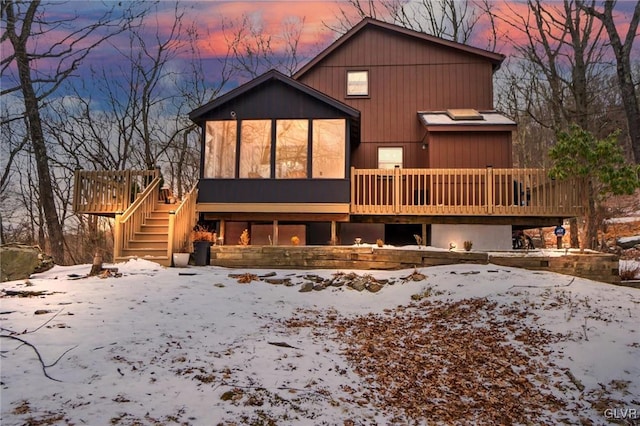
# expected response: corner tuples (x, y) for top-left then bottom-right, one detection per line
(1, 260), (638, 424)
(604, 216), (640, 224)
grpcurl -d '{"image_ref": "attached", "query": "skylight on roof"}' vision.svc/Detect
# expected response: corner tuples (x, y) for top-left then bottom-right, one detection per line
(446, 109), (483, 120)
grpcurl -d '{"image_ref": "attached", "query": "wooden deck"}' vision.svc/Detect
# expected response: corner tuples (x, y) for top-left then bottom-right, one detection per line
(73, 170), (159, 216)
(350, 167), (584, 218)
(74, 168), (584, 220)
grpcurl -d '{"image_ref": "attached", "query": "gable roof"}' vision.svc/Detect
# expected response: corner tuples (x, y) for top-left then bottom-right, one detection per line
(294, 18), (505, 79)
(189, 69), (360, 123)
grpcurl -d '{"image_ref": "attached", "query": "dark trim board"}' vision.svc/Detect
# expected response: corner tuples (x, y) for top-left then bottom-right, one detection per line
(197, 179), (350, 204)
(202, 212), (350, 222)
(350, 214), (566, 227)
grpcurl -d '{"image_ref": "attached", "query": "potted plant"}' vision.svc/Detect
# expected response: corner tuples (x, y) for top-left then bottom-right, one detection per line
(172, 243), (191, 267)
(239, 229), (250, 246)
(191, 225), (213, 266)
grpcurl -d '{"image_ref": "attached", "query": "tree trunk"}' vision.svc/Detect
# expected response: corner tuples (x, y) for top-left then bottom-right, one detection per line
(569, 217), (579, 248)
(5, 1), (66, 264)
(579, 0), (640, 163)
(585, 180), (598, 250)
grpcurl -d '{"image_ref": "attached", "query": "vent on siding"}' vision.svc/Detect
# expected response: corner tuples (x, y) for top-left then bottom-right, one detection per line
(446, 109), (483, 121)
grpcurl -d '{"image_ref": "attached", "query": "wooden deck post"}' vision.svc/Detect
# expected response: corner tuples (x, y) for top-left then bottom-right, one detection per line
(421, 223), (427, 246)
(273, 220), (279, 245)
(331, 221), (337, 245)
(486, 166), (494, 215)
(114, 212), (123, 260)
(350, 167), (356, 214)
(167, 211), (176, 259)
(219, 219), (225, 245)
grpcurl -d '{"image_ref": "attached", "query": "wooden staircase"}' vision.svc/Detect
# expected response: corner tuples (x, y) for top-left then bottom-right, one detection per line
(116, 203), (174, 266)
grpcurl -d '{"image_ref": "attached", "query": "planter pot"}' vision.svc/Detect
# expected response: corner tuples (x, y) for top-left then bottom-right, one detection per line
(193, 241), (211, 266)
(172, 252), (190, 267)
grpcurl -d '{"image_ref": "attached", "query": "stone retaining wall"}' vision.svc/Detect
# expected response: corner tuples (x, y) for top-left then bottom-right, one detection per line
(208, 246), (620, 284)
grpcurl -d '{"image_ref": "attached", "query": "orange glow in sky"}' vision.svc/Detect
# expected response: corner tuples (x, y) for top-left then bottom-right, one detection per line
(179, 0), (638, 63)
(185, 1), (343, 57)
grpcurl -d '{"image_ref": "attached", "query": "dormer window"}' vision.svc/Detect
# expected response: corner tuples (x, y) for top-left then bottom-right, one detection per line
(346, 70), (368, 96)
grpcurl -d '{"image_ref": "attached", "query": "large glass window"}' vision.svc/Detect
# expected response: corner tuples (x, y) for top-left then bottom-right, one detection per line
(204, 121), (236, 178)
(347, 70), (368, 96)
(378, 147), (403, 169)
(312, 119), (345, 178)
(276, 120), (308, 178)
(240, 120), (271, 178)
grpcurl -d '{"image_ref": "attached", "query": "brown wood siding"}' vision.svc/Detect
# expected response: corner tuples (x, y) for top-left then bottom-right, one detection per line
(428, 132), (513, 168)
(350, 141), (429, 169)
(298, 26), (495, 149)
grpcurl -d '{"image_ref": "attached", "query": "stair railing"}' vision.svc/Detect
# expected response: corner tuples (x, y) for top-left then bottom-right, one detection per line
(114, 177), (162, 259)
(74, 169), (159, 214)
(167, 184), (199, 262)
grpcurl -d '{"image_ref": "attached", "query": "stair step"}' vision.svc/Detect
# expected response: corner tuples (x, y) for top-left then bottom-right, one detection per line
(140, 225), (169, 233)
(145, 217), (169, 225)
(121, 248), (168, 258)
(148, 211), (171, 219)
(127, 240), (168, 250)
(154, 203), (175, 212)
(134, 232), (169, 241)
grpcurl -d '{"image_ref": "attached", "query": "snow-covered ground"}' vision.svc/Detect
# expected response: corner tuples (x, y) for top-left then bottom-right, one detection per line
(1, 259), (638, 425)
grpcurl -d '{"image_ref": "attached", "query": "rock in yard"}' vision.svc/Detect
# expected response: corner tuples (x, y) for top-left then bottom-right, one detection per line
(299, 282), (314, 293)
(1, 244), (54, 282)
(350, 278), (366, 292)
(367, 282), (383, 293)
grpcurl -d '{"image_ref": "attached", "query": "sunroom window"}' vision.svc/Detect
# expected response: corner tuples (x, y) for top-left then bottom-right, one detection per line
(204, 118), (347, 179)
(312, 119), (345, 178)
(276, 120), (308, 178)
(204, 121), (236, 178)
(239, 120), (271, 178)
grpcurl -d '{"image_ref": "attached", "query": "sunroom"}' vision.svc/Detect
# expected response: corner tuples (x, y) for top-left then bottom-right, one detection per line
(188, 70), (360, 243)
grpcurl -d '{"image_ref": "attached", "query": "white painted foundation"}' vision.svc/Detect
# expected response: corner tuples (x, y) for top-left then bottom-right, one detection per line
(431, 224), (512, 251)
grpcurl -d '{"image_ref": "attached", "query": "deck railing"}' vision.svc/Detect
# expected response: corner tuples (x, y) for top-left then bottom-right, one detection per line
(113, 177), (161, 259)
(168, 184), (198, 257)
(73, 170), (159, 214)
(350, 167), (584, 217)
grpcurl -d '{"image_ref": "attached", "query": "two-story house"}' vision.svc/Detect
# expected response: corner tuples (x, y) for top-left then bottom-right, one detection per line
(74, 18), (583, 263)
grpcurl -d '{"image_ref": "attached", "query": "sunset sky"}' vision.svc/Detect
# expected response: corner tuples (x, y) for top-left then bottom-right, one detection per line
(1, 0), (638, 103)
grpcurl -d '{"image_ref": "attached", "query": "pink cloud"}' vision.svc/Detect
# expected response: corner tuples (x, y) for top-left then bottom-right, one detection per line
(187, 1), (341, 58)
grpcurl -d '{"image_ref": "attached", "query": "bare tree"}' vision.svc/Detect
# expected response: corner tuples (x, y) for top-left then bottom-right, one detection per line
(578, 0), (640, 164)
(1, 0), (141, 263)
(325, 0), (490, 46)
(222, 13), (307, 78)
(490, 0), (611, 247)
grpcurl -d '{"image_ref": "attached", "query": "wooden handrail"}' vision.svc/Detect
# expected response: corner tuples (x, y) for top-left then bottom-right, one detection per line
(113, 177), (161, 259)
(73, 169), (159, 214)
(167, 184), (199, 260)
(119, 177), (161, 223)
(351, 167), (585, 217)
